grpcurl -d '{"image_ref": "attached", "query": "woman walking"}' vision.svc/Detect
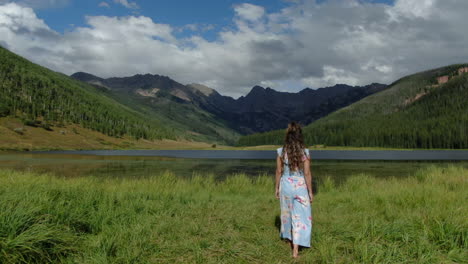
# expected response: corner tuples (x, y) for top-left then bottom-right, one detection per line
(275, 121), (313, 258)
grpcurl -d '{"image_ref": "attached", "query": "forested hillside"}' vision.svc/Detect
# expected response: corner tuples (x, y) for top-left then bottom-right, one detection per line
(0, 46), (173, 140)
(238, 64), (468, 149)
(71, 72), (241, 144)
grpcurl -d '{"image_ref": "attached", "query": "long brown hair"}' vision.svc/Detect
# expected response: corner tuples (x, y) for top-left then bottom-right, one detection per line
(281, 121), (306, 172)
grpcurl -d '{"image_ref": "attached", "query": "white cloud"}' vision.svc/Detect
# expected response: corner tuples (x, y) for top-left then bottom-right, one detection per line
(0, 3), (57, 51)
(388, 0), (435, 20)
(234, 3), (265, 22)
(98, 2), (110, 8)
(301, 66), (361, 88)
(0, 0), (468, 98)
(113, 0), (138, 9)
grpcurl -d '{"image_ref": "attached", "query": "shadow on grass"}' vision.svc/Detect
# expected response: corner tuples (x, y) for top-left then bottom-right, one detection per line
(274, 215), (281, 232)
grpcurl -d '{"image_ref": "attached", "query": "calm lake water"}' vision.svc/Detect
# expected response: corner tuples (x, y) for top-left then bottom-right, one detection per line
(33, 149), (468, 160)
(1, 151), (467, 185)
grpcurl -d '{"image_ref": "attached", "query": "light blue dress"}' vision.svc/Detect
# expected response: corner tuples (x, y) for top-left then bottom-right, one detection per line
(277, 147), (312, 247)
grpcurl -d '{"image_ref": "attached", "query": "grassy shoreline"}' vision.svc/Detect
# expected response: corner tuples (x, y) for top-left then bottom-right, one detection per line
(0, 166), (467, 263)
(3, 117), (467, 152)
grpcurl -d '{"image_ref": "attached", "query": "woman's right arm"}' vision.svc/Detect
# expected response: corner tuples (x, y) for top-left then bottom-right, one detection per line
(275, 155), (282, 199)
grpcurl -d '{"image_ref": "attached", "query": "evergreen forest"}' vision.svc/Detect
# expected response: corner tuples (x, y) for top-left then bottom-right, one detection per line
(0, 47), (174, 140)
(238, 65), (468, 149)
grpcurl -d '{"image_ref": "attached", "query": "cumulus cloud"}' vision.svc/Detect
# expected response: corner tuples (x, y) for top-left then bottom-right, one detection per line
(0, 3), (58, 51)
(0, 0), (468, 97)
(234, 3), (265, 22)
(388, 0), (435, 20)
(113, 0), (138, 9)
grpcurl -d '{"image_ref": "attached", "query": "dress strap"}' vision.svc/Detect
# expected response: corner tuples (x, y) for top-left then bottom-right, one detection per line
(276, 147), (283, 157)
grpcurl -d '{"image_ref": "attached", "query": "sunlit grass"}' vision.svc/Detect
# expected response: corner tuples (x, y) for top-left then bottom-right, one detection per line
(0, 165), (466, 263)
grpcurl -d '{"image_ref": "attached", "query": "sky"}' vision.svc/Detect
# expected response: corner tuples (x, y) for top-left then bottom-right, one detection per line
(0, 0), (467, 98)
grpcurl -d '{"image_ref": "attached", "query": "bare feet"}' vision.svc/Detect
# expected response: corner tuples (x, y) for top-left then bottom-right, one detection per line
(292, 244), (299, 258)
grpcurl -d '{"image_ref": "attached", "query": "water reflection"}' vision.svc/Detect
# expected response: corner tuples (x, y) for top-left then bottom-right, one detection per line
(1, 152), (466, 184)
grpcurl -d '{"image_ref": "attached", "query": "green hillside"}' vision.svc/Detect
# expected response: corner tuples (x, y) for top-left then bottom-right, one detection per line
(0, 47), (239, 147)
(95, 86), (240, 145)
(0, 46), (175, 141)
(238, 64), (468, 149)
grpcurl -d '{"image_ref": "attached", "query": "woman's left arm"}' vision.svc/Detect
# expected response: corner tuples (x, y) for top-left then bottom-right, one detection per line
(304, 158), (313, 202)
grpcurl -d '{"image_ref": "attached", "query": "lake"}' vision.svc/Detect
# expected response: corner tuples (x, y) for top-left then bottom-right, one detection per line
(1, 151), (467, 185)
(32, 149), (468, 160)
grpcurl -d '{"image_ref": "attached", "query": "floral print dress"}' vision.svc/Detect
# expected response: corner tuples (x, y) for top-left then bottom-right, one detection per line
(277, 147), (312, 247)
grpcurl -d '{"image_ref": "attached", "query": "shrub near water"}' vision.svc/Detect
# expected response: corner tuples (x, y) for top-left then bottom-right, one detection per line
(0, 165), (466, 263)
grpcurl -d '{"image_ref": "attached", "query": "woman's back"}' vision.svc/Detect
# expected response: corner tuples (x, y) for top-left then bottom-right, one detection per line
(277, 147), (310, 177)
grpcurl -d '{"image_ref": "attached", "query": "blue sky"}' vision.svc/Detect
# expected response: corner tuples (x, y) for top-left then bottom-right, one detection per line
(35, 0), (394, 41)
(2, 0), (466, 98)
(36, 0), (292, 40)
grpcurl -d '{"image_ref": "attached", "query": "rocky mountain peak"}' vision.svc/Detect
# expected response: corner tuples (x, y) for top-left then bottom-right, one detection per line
(246, 85), (266, 96)
(187, 83), (216, 96)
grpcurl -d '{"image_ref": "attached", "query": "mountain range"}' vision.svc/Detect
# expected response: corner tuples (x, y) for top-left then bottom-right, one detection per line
(71, 72), (387, 134)
(239, 64), (468, 149)
(1, 45), (465, 149)
(0, 45), (383, 148)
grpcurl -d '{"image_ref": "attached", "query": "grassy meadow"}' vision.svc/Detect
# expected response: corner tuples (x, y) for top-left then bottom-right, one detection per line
(0, 116), (225, 151)
(0, 165), (466, 263)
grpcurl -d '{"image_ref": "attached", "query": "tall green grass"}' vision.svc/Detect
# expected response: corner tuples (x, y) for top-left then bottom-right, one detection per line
(0, 165), (466, 263)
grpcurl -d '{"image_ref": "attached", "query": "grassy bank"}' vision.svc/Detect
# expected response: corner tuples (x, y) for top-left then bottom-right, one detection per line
(0, 116), (225, 151)
(0, 166), (466, 263)
(3, 117), (466, 151)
